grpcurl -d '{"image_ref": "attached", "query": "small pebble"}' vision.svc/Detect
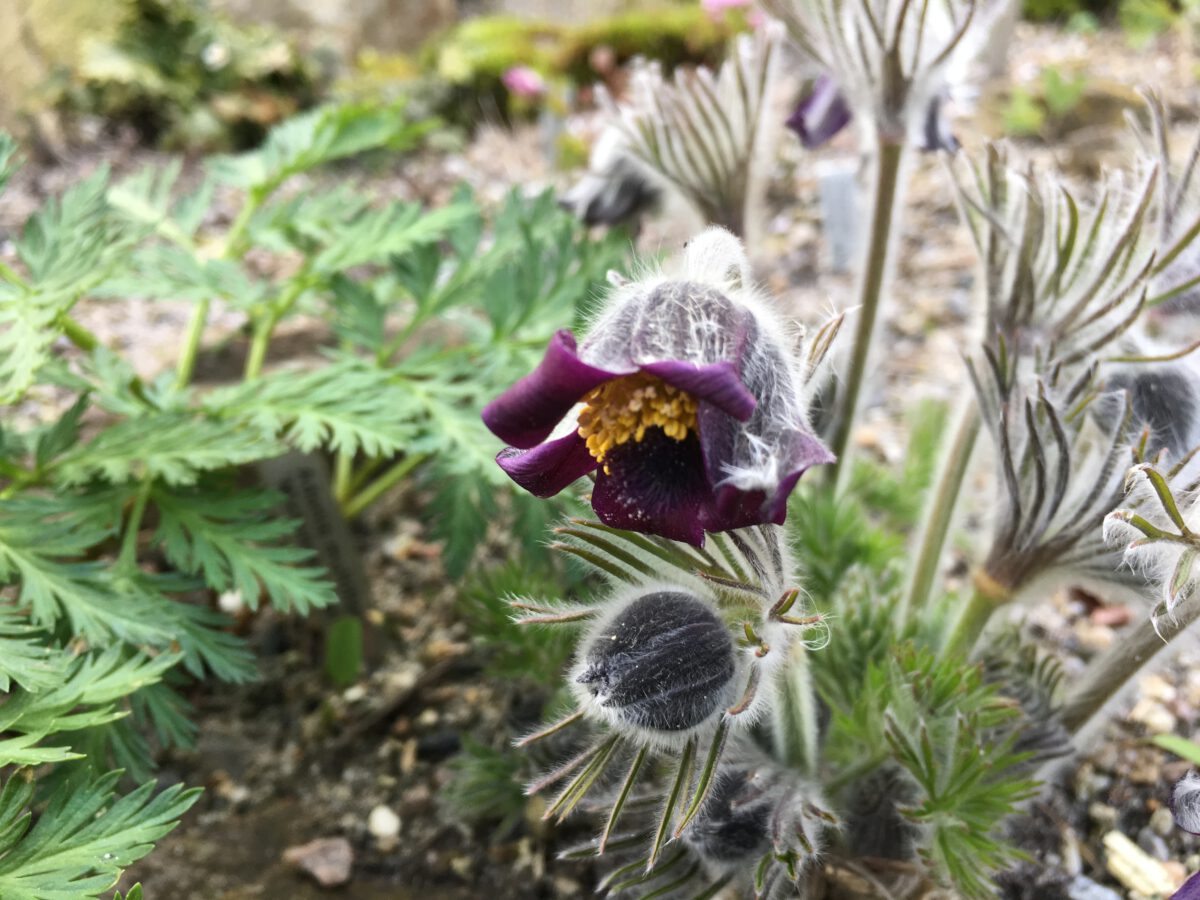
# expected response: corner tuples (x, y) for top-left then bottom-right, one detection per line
(282, 837), (354, 888)
(1151, 805), (1176, 837)
(1066, 874), (1122, 900)
(367, 804), (401, 850)
(1089, 802), (1118, 829)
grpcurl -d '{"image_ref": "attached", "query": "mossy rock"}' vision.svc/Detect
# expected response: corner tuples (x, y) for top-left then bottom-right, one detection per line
(554, 7), (731, 82)
(413, 6), (737, 126)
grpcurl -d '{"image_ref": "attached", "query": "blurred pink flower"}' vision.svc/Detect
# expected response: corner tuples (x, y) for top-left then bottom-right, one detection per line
(701, 0), (763, 26)
(502, 66), (546, 98)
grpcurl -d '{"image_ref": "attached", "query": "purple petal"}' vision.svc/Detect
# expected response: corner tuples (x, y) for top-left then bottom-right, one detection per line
(482, 331), (625, 449)
(591, 430), (710, 546)
(697, 408), (835, 531)
(639, 360), (756, 422)
(786, 75), (852, 149)
(496, 433), (598, 498)
(1175, 871), (1200, 900)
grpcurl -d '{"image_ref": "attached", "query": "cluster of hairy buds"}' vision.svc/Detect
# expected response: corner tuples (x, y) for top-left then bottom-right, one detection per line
(508, 518), (831, 894)
(561, 26), (783, 237)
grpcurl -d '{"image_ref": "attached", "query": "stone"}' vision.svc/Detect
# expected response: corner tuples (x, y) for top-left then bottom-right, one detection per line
(1150, 805), (1176, 837)
(1066, 875), (1122, 900)
(367, 804), (401, 850)
(282, 837), (354, 888)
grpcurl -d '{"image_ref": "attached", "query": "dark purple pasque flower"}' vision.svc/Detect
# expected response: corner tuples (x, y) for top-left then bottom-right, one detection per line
(786, 75), (959, 153)
(481, 229), (834, 546)
(786, 75), (853, 148)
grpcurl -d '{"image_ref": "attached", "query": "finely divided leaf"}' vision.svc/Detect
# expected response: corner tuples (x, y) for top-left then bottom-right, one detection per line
(206, 359), (418, 457)
(55, 413), (284, 487)
(0, 771), (199, 900)
(153, 486), (335, 614)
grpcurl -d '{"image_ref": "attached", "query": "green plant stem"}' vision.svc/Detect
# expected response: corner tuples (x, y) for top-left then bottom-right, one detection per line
(341, 452), (428, 519)
(175, 299), (210, 386)
(1060, 600), (1200, 733)
(58, 314), (100, 353)
(176, 188), (267, 389)
(830, 137), (907, 484)
(898, 402), (982, 623)
(244, 274), (312, 380)
(118, 480), (153, 570)
(943, 575), (1011, 659)
(333, 451), (354, 504)
(243, 319), (274, 381)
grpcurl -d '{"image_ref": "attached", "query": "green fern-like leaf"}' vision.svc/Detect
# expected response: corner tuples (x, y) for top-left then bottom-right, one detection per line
(206, 359), (419, 457)
(0, 611), (62, 694)
(0, 647), (178, 768)
(0, 497), (173, 644)
(153, 485), (335, 614)
(55, 413), (284, 487)
(0, 771), (199, 900)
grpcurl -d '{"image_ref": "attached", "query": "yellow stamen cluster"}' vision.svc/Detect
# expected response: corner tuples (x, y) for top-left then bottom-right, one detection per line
(577, 372), (698, 471)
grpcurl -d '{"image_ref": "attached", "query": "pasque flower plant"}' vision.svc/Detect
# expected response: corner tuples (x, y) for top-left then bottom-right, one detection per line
(480, 20), (1200, 900)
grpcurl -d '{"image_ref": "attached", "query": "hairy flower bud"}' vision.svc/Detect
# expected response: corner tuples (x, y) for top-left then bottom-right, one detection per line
(1106, 366), (1199, 462)
(574, 590), (736, 735)
(685, 766), (773, 864)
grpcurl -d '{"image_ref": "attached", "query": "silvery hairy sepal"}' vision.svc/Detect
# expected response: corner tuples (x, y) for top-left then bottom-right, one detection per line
(483, 228), (837, 546)
(1130, 93), (1200, 316)
(559, 127), (662, 229)
(1103, 460), (1200, 618)
(969, 363), (1140, 598)
(764, 0), (987, 149)
(569, 25), (783, 238)
(951, 145), (1158, 379)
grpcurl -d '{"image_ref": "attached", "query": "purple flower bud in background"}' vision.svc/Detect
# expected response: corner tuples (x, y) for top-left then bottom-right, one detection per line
(482, 229), (834, 545)
(575, 590), (736, 734)
(1173, 771), (1200, 836)
(786, 75), (852, 148)
(786, 76), (959, 152)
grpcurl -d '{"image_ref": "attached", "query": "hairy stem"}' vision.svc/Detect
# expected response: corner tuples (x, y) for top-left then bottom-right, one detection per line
(243, 273), (311, 380)
(898, 401), (982, 622)
(771, 643), (820, 775)
(341, 452), (428, 519)
(943, 573), (1011, 659)
(1060, 602), (1200, 733)
(243, 318), (274, 380)
(830, 137), (907, 479)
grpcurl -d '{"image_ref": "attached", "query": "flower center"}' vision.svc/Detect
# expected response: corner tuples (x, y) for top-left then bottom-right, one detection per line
(577, 372), (698, 471)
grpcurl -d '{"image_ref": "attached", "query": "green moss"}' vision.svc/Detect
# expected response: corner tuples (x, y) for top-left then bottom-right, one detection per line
(411, 6), (738, 127)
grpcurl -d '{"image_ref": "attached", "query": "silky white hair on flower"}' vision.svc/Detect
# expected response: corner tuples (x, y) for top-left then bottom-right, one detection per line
(1104, 463), (1200, 614)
